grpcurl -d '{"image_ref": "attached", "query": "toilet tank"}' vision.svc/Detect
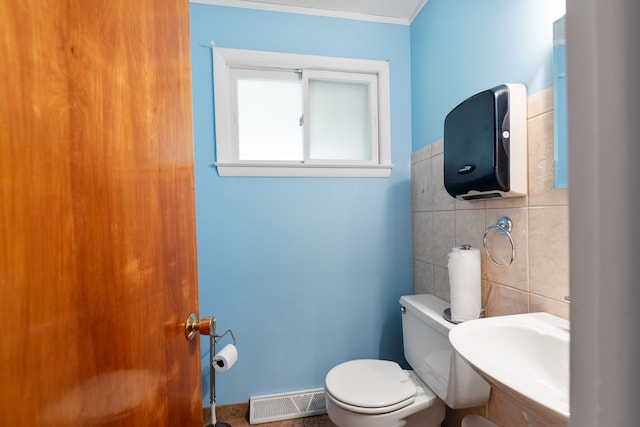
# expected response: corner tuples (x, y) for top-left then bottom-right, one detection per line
(399, 294), (490, 409)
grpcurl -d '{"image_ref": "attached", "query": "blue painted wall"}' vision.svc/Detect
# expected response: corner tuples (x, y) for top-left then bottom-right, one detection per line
(190, 5), (413, 405)
(410, 0), (565, 151)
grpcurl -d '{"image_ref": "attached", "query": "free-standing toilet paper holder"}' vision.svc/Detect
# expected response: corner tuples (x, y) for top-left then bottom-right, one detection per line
(185, 315), (237, 427)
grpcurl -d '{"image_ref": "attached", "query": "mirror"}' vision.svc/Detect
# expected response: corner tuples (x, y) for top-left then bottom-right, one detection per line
(553, 15), (568, 188)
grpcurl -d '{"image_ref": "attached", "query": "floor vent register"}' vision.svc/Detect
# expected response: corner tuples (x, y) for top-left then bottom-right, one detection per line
(249, 388), (327, 424)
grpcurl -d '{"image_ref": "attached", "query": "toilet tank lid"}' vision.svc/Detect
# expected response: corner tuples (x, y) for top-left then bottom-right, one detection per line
(399, 294), (453, 335)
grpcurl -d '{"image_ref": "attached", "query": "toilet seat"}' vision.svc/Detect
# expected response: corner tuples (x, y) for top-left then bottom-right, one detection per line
(325, 359), (417, 415)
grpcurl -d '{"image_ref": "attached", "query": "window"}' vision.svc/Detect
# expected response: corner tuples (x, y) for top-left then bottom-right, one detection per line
(213, 47), (392, 177)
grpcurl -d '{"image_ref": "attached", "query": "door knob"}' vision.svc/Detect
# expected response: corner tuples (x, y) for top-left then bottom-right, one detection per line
(184, 313), (215, 340)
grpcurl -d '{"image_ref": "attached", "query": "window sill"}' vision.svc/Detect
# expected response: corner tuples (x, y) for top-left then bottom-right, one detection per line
(215, 162), (393, 177)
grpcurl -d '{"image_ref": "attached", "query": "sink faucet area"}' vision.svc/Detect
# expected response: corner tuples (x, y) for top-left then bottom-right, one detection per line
(448, 312), (570, 427)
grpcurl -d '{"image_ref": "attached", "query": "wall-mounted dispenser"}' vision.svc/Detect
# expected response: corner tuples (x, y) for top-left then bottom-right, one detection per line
(444, 84), (527, 200)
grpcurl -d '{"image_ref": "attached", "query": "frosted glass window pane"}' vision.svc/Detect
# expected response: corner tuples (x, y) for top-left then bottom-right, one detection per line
(308, 79), (371, 161)
(237, 79), (303, 161)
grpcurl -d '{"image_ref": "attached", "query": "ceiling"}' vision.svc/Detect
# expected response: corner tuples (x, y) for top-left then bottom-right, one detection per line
(193, 0), (428, 24)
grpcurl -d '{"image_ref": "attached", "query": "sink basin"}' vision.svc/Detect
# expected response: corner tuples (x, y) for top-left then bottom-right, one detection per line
(448, 312), (569, 426)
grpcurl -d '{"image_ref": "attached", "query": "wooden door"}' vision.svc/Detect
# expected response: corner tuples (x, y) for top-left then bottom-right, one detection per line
(0, 1), (202, 425)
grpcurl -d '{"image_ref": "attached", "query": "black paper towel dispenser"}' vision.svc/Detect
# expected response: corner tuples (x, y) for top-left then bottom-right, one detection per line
(444, 84), (527, 200)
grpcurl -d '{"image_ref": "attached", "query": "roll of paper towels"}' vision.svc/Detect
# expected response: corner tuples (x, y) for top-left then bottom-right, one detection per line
(212, 344), (238, 372)
(448, 246), (482, 322)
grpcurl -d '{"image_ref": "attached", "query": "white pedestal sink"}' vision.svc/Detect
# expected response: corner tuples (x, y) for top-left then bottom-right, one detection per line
(448, 312), (569, 427)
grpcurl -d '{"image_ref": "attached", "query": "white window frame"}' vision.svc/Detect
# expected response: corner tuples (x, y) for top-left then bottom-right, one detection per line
(212, 47), (393, 177)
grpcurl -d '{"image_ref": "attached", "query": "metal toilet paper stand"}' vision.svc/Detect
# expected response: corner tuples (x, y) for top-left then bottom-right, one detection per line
(206, 318), (237, 427)
(184, 315), (236, 427)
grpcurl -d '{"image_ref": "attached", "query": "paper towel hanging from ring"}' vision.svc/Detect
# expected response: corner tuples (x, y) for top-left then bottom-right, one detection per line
(444, 84), (527, 200)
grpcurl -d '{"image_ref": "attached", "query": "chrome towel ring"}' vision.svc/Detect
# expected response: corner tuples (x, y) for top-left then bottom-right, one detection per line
(483, 217), (515, 267)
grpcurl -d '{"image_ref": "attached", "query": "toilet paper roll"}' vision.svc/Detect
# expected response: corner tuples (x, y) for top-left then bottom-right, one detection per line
(448, 246), (482, 322)
(212, 344), (238, 372)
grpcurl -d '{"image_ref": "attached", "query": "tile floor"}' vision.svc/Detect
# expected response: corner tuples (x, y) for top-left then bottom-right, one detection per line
(203, 407), (338, 427)
(205, 414), (337, 427)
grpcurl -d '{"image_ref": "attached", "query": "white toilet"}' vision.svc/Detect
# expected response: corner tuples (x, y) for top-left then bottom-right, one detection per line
(324, 294), (491, 427)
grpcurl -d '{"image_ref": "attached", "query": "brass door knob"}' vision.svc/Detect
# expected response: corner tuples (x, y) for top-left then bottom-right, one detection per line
(184, 313), (215, 340)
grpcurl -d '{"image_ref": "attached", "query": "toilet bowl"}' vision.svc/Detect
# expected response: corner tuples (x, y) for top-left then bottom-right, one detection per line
(325, 360), (445, 427)
(324, 294), (490, 427)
